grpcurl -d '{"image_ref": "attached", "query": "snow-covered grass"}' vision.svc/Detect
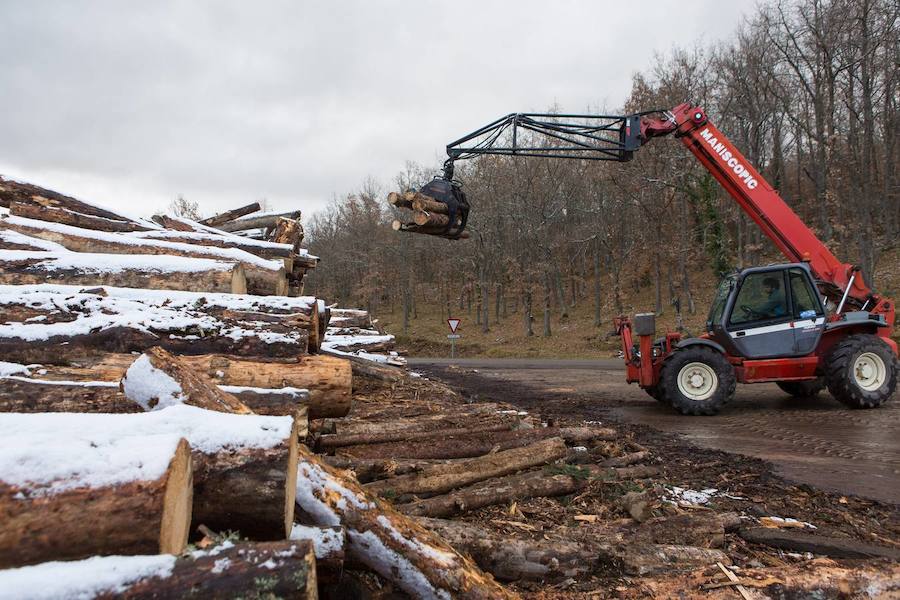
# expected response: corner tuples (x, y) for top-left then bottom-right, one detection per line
(0, 554), (176, 600)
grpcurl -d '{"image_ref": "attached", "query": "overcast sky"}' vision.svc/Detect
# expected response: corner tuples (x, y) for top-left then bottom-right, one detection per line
(0, 1), (755, 219)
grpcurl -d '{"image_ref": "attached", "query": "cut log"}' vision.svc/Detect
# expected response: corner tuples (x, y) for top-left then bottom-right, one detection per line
(331, 402), (511, 436)
(0, 286), (310, 363)
(0, 378), (312, 427)
(271, 217), (303, 251)
(151, 213), (198, 231)
(338, 426), (616, 459)
(0, 541), (317, 599)
(325, 456), (450, 483)
(0, 378), (138, 413)
(366, 437), (568, 498)
(0, 216), (287, 295)
(121, 347), (253, 414)
(10, 200), (150, 232)
(329, 308), (373, 329)
(417, 517), (603, 582)
(637, 513), (729, 548)
(323, 350), (405, 383)
(620, 544), (731, 576)
(0, 417), (192, 568)
(738, 527), (900, 560)
(0, 250), (247, 294)
(0, 177), (151, 228)
(400, 463), (649, 518)
(217, 210), (302, 233)
(412, 210), (450, 228)
(200, 202), (262, 227)
(294, 446), (517, 599)
(0, 229), (69, 252)
(26, 351), (351, 419)
(322, 331), (395, 354)
(130, 229), (295, 261)
(318, 413), (525, 450)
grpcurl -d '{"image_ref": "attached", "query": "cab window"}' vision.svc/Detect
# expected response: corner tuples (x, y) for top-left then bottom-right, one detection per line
(729, 272), (788, 325)
(789, 269), (823, 319)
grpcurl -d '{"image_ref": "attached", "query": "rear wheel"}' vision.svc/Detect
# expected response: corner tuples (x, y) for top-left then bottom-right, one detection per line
(776, 378), (825, 398)
(660, 346), (736, 416)
(825, 334), (897, 409)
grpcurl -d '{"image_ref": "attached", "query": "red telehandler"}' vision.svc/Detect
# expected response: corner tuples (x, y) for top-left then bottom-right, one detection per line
(417, 103), (897, 415)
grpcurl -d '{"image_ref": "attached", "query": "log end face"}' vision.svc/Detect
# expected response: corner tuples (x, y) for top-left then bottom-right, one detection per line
(231, 263), (248, 294)
(159, 437), (193, 555)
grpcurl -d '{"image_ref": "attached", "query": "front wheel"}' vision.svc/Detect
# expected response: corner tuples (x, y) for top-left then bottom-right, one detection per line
(660, 346), (736, 416)
(825, 334), (897, 409)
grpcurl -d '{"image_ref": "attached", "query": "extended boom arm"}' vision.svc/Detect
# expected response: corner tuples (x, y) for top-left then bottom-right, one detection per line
(443, 103), (894, 328)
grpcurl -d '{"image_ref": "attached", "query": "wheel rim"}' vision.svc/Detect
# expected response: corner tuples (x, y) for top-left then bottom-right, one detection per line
(853, 352), (886, 391)
(677, 362), (719, 401)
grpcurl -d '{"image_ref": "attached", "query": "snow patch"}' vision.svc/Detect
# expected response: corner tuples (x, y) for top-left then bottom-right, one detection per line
(0, 362), (30, 377)
(290, 524), (345, 559)
(0, 250), (236, 274)
(121, 355), (185, 411)
(0, 554), (176, 600)
(348, 530), (452, 600)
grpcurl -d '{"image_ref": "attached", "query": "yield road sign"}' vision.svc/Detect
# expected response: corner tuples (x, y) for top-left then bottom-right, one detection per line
(447, 318), (461, 333)
(447, 334), (461, 339)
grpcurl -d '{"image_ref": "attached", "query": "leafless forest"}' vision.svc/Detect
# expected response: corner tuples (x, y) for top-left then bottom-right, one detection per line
(306, 0), (899, 334)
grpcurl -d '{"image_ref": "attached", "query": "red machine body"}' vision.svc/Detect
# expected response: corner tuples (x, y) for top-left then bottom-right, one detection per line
(617, 104), (896, 390)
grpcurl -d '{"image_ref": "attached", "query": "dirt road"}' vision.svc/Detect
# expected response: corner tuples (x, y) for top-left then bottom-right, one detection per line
(410, 358), (900, 505)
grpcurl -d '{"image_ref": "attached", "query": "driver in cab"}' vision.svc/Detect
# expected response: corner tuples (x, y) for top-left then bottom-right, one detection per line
(758, 277), (786, 318)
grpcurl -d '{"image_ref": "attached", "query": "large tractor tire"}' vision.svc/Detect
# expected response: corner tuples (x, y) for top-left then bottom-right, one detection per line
(825, 334), (897, 409)
(644, 384), (670, 405)
(776, 378), (825, 398)
(660, 346), (736, 416)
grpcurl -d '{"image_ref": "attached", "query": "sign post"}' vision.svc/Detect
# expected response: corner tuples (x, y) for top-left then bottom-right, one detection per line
(447, 318), (461, 358)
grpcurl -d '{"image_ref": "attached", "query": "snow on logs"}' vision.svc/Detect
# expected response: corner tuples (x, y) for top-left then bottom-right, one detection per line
(0, 215), (288, 295)
(0, 285), (319, 363)
(0, 414), (193, 568)
(293, 445), (516, 599)
(0, 250), (248, 294)
(0, 540), (318, 599)
(3, 351), (352, 419)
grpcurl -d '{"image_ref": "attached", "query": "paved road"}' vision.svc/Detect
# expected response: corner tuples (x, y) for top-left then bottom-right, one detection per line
(412, 357), (900, 504)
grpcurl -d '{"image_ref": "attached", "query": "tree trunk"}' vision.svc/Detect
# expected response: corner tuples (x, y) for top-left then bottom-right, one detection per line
(200, 202), (262, 227)
(523, 287), (533, 337)
(366, 437), (567, 498)
(543, 275), (552, 337)
(271, 217), (304, 252)
(593, 243), (602, 327)
(0, 217), (287, 296)
(0, 250), (247, 294)
(417, 517), (601, 582)
(3, 540), (318, 599)
(319, 413), (523, 449)
(293, 446), (516, 599)
(10, 200), (150, 232)
(337, 427), (614, 460)
(9, 352), (349, 419)
(121, 347), (253, 414)
(0, 177), (144, 225)
(216, 210), (302, 233)
(129, 229), (294, 261)
(0, 431), (192, 568)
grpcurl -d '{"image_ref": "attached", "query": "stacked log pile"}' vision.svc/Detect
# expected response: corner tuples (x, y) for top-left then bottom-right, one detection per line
(0, 177), (520, 597)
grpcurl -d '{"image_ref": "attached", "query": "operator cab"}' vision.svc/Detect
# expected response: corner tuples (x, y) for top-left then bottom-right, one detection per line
(706, 263), (826, 359)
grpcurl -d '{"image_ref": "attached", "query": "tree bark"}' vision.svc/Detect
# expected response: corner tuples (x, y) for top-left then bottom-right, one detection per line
(130, 229), (294, 260)
(400, 463), (651, 518)
(294, 446), (517, 599)
(271, 217), (304, 252)
(337, 427), (615, 460)
(200, 202), (262, 227)
(366, 437), (568, 498)
(0, 435), (192, 568)
(0, 250), (247, 294)
(417, 517), (602, 582)
(121, 347), (253, 414)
